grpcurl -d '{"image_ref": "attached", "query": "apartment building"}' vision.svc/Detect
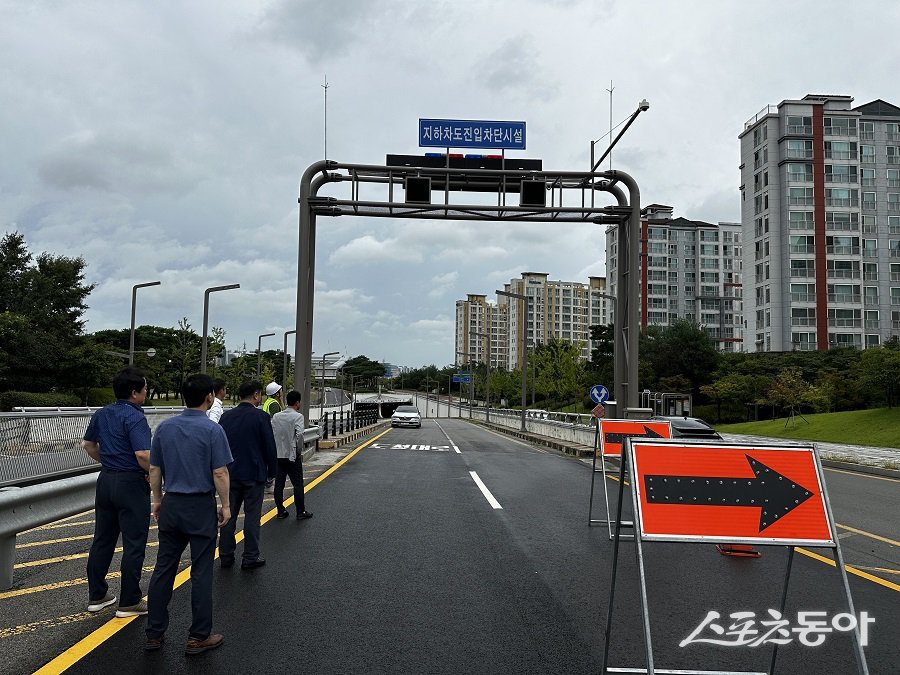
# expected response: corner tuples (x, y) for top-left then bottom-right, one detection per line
(455, 274), (613, 371)
(455, 293), (508, 369)
(740, 94), (900, 351)
(605, 205), (745, 351)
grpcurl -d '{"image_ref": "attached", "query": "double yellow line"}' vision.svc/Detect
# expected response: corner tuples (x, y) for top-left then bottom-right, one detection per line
(34, 430), (389, 674)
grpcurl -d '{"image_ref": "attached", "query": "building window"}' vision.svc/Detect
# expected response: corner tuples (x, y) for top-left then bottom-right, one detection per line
(891, 216), (900, 235)
(790, 235), (815, 253)
(791, 283), (815, 302)
(791, 259), (815, 278)
(888, 193), (900, 212)
(786, 139), (813, 159)
(866, 310), (880, 329)
(789, 187), (814, 205)
(860, 145), (876, 164)
(827, 235), (860, 255)
(887, 122), (900, 141)
(864, 262), (879, 282)
(791, 332), (816, 351)
(825, 141), (856, 160)
(888, 146), (900, 165)
(862, 214), (876, 233)
(791, 308), (816, 326)
(825, 211), (859, 231)
(860, 121), (875, 140)
(825, 188), (858, 207)
(825, 164), (857, 183)
(786, 163), (813, 182)
(864, 286), (879, 304)
(828, 309), (862, 328)
(786, 116), (812, 134)
(828, 283), (861, 303)
(862, 192), (876, 210)
(827, 259), (859, 279)
(861, 168), (876, 187)
(824, 117), (857, 136)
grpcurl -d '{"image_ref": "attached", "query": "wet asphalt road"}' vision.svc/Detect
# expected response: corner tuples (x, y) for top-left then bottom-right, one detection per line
(5, 418), (899, 674)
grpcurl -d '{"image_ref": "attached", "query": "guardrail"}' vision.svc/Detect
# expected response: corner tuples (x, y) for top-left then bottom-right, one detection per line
(0, 409), (185, 488)
(0, 473), (99, 589)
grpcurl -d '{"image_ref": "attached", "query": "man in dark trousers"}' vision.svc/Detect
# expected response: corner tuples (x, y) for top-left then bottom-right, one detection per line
(82, 366), (152, 618)
(272, 390), (314, 520)
(145, 374), (232, 655)
(218, 380), (278, 570)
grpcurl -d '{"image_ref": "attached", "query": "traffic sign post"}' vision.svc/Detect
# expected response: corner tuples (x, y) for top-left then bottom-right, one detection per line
(600, 439), (869, 675)
(590, 384), (609, 404)
(588, 419), (672, 539)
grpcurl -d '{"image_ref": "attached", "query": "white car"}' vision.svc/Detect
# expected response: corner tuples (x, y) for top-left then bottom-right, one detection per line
(391, 405), (421, 428)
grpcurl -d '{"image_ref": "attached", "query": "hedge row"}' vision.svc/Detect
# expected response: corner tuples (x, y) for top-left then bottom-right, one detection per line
(0, 391), (83, 412)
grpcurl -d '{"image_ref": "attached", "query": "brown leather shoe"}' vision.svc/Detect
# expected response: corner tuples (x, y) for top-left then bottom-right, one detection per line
(144, 636), (165, 652)
(185, 633), (224, 655)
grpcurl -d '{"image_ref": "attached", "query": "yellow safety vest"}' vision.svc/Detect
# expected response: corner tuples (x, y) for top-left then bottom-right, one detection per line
(262, 397), (281, 417)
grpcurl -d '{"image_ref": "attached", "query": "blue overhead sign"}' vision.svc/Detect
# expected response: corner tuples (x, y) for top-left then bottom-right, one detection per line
(419, 118), (526, 150)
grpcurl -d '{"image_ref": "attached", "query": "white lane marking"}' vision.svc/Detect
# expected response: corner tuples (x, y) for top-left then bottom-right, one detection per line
(469, 471), (502, 509)
(434, 420), (462, 453)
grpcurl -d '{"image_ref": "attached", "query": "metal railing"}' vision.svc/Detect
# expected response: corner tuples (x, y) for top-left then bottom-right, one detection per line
(0, 408), (185, 488)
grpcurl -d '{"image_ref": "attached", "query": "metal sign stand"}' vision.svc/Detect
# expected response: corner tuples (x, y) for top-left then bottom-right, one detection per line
(588, 435), (634, 540)
(601, 440), (869, 675)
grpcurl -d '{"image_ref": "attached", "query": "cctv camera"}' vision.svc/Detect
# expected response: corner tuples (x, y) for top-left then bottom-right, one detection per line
(639, 99), (650, 112)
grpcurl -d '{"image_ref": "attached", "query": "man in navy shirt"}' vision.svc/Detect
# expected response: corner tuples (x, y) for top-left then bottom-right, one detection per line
(82, 366), (152, 618)
(145, 373), (233, 655)
(218, 380), (278, 570)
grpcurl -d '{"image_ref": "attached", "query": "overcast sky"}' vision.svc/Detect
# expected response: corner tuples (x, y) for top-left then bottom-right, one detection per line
(3, 0), (898, 369)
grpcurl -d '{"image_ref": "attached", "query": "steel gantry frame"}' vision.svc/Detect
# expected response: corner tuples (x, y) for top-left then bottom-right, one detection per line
(294, 160), (642, 425)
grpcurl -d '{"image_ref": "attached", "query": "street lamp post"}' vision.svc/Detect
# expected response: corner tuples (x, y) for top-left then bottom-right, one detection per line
(319, 351), (339, 414)
(455, 350), (473, 419)
(257, 332), (275, 378)
(496, 289), (530, 431)
(129, 281), (161, 365)
(282, 330), (296, 391)
(470, 330), (490, 423)
(200, 284), (240, 374)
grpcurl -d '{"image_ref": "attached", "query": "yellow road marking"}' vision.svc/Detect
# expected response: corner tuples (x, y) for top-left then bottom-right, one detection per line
(0, 612), (100, 640)
(795, 547), (900, 593)
(850, 565), (900, 576)
(0, 568), (155, 601)
(836, 523), (900, 547)
(32, 521), (96, 531)
(17, 535), (94, 548)
(824, 467), (900, 483)
(15, 542), (159, 569)
(35, 431), (390, 674)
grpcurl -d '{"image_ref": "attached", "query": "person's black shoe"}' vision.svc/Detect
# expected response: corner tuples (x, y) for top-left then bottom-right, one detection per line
(240, 558), (266, 570)
(296, 511), (313, 520)
(276, 510), (289, 519)
(219, 556), (235, 569)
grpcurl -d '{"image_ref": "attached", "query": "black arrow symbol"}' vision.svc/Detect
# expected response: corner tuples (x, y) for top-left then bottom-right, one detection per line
(604, 426), (666, 446)
(643, 454), (814, 532)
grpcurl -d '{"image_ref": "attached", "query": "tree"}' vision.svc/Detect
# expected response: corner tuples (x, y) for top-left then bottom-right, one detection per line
(768, 367), (813, 420)
(858, 346), (900, 408)
(640, 319), (719, 395)
(0, 232), (100, 393)
(534, 338), (584, 406)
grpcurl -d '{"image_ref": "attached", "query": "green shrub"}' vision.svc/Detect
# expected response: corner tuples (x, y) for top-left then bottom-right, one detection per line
(0, 391), (83, 411)
(84, 387), (115, 406)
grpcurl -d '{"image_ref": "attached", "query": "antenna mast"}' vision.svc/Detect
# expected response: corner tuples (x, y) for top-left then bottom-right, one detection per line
(322, 74), (330, 159)
(606, 80), (614, 170)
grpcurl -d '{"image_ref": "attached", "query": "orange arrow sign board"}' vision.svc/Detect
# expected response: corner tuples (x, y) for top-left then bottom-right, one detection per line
(599, 419), (672, 456)
(629, 442), (834, 546)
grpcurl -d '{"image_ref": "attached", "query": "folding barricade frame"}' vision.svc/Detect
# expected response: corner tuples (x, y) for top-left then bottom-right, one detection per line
(601, 438), (869, 675)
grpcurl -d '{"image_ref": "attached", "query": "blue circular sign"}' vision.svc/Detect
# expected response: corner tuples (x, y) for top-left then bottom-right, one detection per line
(590, 384), (609, 404)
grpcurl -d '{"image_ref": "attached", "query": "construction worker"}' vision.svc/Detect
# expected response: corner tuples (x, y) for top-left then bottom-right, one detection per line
(261, 382), (283, 493)
(262, 382), (283, 418)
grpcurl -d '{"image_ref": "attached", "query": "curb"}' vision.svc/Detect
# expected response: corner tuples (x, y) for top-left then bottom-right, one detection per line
(315, 421), (392, 452)
(820, 459), (900, 479)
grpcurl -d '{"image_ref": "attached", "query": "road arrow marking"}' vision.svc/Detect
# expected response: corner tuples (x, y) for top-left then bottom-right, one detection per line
(643, 454), (814, 532)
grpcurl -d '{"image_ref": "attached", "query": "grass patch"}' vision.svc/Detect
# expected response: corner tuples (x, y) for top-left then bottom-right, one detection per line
(717, 407), (900, 449)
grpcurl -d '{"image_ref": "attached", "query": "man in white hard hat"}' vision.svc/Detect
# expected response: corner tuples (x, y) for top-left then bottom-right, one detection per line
(261, 382), (283, 493)
(262, 382), (283, 418)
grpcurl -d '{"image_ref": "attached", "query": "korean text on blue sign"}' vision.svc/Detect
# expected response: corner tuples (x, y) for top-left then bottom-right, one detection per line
(419, 119), (526, 150)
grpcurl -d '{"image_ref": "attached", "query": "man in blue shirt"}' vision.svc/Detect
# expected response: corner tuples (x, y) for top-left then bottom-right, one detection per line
(145, 373), (233, 656)
(82, 366), (152, 618)
(218, 380), (278, 570)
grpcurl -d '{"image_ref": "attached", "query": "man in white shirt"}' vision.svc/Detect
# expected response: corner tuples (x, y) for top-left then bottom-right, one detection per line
(271, 390), (313, 520)
(206, 379), (226, 423)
